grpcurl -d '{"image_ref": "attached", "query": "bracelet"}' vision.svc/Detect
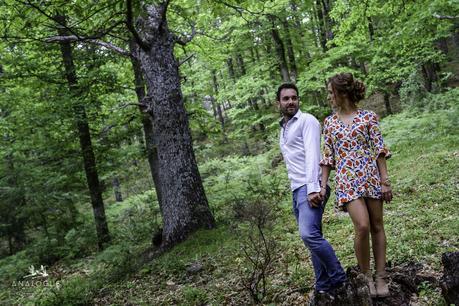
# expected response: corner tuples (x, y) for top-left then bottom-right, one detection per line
(380, 178), (391, 187)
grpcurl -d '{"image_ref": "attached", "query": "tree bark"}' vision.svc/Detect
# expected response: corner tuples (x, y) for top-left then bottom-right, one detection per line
(236, 53), (246, 76)
(112, 177), (123, 202)
(383, 91), (393, 115)
(129, 39), (164, 209)
(211, 70), (226, 138)
(368, 16), (375, 42)
(56, 15), (110, 250)
(321, 0), (334, 42)
(421, 61), (439, 92)
(263, 35), (278, 81)
(269, 16), (291, 82)
(289, 0), (308, 61)
(314, 0), (328, 52)
(226, 57), (236, 82)
(135, 3), (215, 247)
(453, 22), (459, 48)
(435, 38), (448, 54)
(282, 19), (298, 82)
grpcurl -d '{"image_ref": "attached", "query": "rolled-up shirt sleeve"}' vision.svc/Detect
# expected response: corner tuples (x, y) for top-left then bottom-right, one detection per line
(302, 115), (321, 194)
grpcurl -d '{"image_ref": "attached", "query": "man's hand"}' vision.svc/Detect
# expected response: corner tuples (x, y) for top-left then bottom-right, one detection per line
(307, 192), (323, 207)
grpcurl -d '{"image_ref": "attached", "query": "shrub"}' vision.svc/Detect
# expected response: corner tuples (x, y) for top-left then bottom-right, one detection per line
(0, 250), (34, 285)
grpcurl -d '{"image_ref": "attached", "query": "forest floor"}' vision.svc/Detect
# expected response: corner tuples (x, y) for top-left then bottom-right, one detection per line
(1, 92), (458, 305)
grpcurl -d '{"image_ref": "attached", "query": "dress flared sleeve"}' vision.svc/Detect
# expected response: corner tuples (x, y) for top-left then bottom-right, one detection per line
(320, 116), (336, 169)
(368, 111), (391, 159)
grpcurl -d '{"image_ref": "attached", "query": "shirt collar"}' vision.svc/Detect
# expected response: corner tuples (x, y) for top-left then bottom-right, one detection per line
(279, 109), (302, 127)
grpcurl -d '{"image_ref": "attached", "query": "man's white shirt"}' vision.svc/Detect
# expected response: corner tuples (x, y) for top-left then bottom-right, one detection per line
(279, 110), (322, 194)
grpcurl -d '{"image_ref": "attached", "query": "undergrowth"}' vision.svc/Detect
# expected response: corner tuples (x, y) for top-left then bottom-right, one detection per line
(1, 89), (457, 305)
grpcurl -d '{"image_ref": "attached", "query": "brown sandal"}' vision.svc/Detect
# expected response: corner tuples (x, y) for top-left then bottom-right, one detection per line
(364, 271), (377, 298)
(375, 271), (390, 297)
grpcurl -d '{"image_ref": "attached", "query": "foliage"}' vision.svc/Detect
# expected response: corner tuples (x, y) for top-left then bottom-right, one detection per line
(0, 250), (34, 285)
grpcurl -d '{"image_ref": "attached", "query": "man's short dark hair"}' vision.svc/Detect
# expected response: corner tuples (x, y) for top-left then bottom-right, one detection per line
(276, 83), (299, 101)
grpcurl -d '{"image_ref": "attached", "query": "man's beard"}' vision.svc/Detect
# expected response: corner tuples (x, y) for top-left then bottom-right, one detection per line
(282, 105), (298, 118)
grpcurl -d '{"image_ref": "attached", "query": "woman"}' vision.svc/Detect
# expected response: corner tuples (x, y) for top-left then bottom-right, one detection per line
(319, 73), (393, 297)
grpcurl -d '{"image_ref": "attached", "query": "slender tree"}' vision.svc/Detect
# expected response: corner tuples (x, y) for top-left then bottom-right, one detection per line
(55, 15), (110, 250)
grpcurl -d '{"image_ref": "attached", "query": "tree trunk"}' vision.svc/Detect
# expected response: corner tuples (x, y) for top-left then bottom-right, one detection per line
(289, 0), (307, 61)
(226, 57), (236, 82)
(321, 0), (334, 42)
(129, 39), (164, 209)
(254, 46), (261, 63)
(56, 15), (110, 250)
(211, 70), (226, 140)
(209, 95), (218, 118)
(249, 47), (256, 64)
(263, 36), (278, 81)
(314, 0), (327, 52)
(368, 16), (375, 42)
(383, 91), (393, 115)
(269, 16), (291, 82)
(112, 177), (123, 202)
(435, 37), (448, 55)
(236, 53), (246, 76)
(421, 61), (439, 92)
(136, 4), (215, 247)
(242, 139), (251, 156)
(282, 19), (298, 82)
(453, 22), (459, 48)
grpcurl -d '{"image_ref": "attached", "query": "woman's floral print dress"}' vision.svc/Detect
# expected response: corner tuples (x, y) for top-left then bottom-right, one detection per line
(320, 109), (391, 210)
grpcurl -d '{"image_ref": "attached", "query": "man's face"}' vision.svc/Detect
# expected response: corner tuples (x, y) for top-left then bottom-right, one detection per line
(279, 88), (299, 118)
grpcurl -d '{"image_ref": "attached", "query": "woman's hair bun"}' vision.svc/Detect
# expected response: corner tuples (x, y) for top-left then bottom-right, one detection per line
(328, 72), (366, 103)
(352, 80), (366, 102)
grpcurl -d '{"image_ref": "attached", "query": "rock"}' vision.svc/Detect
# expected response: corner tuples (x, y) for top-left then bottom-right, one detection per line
(440, 251), (459, 305)
(186, 262), (203, 274)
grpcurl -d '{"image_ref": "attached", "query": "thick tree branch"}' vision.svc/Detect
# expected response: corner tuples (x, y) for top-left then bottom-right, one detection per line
(174, 22), (196, 46)
(433, 13), (459, 20)
(44, 35), (132, 57)
(158, 0), (172, 30)
(126, 0), (150, 51)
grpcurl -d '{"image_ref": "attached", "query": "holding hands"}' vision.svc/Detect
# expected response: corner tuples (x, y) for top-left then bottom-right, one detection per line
(308, 186), (328, 208)
(307, 192), (323, 207)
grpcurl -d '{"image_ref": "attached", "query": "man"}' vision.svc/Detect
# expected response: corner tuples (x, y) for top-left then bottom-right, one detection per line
(277, 83), (346, 295)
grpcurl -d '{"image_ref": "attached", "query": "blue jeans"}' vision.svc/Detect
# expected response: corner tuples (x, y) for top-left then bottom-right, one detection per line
(292, 184), (347, 292)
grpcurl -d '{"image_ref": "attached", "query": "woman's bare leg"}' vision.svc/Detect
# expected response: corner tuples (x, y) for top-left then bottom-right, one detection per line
(366, 197), (389, 296)
(347, 198), (371, 272)
(366, 198), (386, 274)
